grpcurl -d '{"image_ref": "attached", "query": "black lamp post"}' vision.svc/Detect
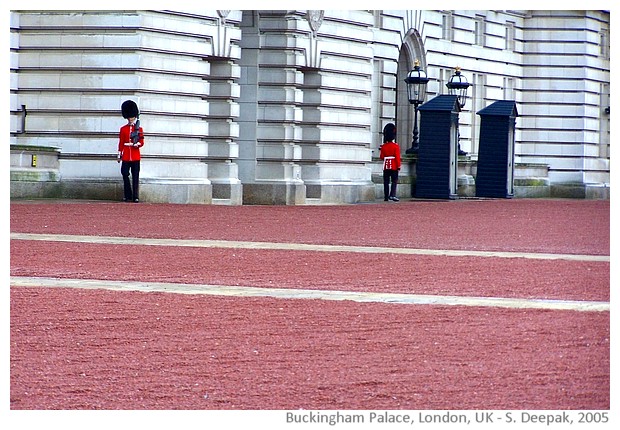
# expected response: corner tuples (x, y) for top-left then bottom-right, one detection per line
(446, 67), (471, 155)
(405, 60), (429, 154)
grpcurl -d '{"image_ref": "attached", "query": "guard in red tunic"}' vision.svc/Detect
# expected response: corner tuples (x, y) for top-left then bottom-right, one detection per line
(118, 100), (144, 202)
(379, 123), (401, 202)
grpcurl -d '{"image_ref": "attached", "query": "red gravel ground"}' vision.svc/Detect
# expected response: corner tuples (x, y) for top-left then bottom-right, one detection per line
(10, 288), (608, 410)
(10, 242), (609, 302)
(10, 199), (609, 255)
(8, 199), (610, 425)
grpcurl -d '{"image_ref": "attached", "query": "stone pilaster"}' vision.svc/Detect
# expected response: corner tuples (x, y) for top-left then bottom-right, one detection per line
(240, 11), (305, 204)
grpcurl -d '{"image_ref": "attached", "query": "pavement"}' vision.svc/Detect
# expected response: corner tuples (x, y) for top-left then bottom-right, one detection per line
(8, 198), (611, 428)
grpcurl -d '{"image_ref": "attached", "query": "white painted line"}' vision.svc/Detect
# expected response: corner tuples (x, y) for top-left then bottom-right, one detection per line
(10, 277), (610, 312)
(10, 233), (610, 262)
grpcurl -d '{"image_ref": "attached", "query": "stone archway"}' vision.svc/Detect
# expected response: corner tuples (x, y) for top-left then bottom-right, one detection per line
(396, 29), (426, 154)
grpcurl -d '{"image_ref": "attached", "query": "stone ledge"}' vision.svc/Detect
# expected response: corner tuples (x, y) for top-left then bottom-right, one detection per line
(10, 168), (60, 182)
(551, 183), (610, 200)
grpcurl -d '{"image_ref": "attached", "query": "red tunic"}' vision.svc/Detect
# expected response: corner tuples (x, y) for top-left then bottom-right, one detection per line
(380, 141), (401, 170)
(118, 123), (144, 162)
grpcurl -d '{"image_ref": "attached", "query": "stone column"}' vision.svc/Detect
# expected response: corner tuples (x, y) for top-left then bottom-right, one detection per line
(240, 10), (305, 205)
(203, 11), (243, 204)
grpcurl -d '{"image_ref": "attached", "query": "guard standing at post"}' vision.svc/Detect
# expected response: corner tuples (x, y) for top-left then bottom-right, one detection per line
(380, 123), (401, 202)
(118, 100), (144, 202)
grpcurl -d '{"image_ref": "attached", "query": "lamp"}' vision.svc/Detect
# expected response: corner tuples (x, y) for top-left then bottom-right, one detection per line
(446, 67), (471, 155)
(446, 66), (470, 109)
(404, 59), (429, 154)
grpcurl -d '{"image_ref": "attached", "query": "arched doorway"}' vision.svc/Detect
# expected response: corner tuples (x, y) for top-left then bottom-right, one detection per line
(396, 29), (426, 155)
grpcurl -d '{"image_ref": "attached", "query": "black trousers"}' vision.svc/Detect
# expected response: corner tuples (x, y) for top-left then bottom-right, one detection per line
(121, 160), (140, 201)
(383, 169), (398, 200)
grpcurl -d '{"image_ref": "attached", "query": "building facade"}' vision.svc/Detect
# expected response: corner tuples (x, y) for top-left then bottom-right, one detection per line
(9, 10), (611, 204)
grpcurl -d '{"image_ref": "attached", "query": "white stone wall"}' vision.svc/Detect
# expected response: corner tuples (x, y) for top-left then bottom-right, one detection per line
(10, 9), (610, 203)
(10, 10), (243, 203)
(520, 11), (610, 185)
(373, 10), (609, 190)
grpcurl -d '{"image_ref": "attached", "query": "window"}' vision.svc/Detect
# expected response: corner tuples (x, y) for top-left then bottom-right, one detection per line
(475, 16), (486, 46)
(599, 83), (610, 158)
(600, 29), (610, 59)
(505, 22), (515, 51)
(503, 77), (514, 100)
(442, 12), (454, 41)
(440, 68), (453, 95)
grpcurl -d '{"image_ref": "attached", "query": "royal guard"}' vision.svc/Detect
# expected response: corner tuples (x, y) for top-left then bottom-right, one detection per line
(379, 123), (401, 202)
(118, 100), (144, 202)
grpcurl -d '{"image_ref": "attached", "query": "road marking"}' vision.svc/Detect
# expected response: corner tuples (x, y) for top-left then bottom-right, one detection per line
(10, 276), (610, 312)
(10, 232), (610, 262)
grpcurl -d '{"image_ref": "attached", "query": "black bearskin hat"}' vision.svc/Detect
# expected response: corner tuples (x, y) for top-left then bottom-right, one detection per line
(383, 123), (396, 143)
(121, 100), (139, 119)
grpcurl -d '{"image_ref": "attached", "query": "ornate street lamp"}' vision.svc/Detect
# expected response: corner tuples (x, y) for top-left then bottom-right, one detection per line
(404, 59), (429, 154)
(446, 67), (471, 155)
(446, 66), (470, 109)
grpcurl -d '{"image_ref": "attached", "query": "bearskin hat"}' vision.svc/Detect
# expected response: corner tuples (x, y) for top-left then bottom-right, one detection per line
(382, 123), (396, 143)
(121, 100), (139, 119)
